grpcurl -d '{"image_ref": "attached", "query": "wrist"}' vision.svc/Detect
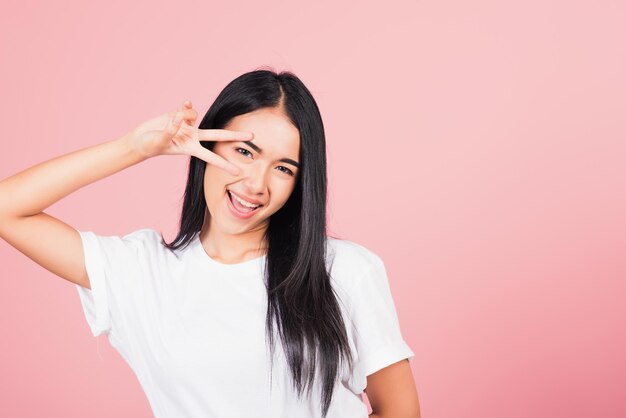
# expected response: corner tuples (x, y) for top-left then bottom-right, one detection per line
(119, 130), (150, 162)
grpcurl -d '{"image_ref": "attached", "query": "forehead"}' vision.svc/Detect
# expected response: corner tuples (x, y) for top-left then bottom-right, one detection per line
(224, 108), (300, 154)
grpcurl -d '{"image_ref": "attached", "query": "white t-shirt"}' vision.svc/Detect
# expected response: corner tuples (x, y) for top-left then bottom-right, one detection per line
(75, 228), (414, 418)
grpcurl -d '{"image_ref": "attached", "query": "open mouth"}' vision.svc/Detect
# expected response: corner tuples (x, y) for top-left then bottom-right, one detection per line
(227, 190), (263, 215)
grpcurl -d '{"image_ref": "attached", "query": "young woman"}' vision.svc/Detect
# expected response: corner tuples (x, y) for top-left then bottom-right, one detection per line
(0, 69), (420, 418)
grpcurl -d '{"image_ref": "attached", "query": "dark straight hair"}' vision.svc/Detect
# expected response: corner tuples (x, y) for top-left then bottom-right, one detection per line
(160, 68), (353, 417)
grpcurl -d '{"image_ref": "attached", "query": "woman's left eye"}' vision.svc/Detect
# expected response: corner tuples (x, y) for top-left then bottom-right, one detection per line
(277, 166), (294, 176)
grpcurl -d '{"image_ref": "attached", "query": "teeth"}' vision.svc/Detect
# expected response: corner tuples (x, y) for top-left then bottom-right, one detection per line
(229, 191), (260, 208)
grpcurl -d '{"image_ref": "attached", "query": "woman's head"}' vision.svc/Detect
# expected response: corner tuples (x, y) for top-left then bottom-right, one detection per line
(194, 68), (328, 247)
(162, 68), (351, 418)
(203, 106), (301, 238)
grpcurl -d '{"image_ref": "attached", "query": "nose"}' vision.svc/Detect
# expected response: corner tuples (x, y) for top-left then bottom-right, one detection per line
(240, 161), (269, 196)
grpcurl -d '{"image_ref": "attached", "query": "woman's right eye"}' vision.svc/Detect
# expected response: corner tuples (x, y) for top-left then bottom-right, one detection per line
(235, 147), (253, 158)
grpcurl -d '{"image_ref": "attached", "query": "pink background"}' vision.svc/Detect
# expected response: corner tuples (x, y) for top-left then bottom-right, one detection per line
(1, 0), (625, 417)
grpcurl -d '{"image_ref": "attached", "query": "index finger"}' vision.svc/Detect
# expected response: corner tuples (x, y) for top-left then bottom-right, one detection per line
(197, 129), (254, 142)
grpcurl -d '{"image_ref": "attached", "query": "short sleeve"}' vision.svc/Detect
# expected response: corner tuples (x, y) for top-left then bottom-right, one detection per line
(74, 228), (149, 337)
(344, 253), (415, 392)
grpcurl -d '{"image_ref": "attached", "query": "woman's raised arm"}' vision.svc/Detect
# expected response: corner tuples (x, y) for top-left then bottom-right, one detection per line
(0, 101), (253, 289)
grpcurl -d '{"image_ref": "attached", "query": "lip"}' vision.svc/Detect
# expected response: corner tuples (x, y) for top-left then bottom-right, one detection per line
(228, 190), (264, 206)
(226, 190), (262, 220)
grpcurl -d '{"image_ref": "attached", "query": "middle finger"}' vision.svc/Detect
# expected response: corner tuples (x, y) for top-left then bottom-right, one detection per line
(197, 128), (255, 142)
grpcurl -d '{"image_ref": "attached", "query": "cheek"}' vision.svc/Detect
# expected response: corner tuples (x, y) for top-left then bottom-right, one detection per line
(203, 168), (227, 201)
(272, 182), (296, 207)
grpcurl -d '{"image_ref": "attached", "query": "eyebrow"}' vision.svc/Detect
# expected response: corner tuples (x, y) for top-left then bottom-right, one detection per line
(243, 140), (301, 168)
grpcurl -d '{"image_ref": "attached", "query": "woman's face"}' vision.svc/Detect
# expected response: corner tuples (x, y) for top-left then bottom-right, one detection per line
(203, 107), (301, 236)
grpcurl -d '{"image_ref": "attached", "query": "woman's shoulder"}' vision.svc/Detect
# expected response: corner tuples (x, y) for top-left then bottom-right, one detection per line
(115, 227), (163, 248)
(325, 235), (385, 279)
(101, 227), (172, 259)
(111, 228), (190, 268)
(326, 235), (383, 261)
(78, 227), (162, 251)
(122, 227), (160, 238)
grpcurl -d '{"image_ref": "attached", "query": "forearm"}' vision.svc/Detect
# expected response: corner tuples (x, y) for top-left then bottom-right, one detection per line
(0, 133), (146, 217)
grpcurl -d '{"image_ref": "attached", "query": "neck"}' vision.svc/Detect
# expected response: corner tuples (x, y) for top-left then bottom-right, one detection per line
(199, 216), (268, 264)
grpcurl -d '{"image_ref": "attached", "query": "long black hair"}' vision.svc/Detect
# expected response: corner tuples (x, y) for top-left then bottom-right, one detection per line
(160, 67), (353, 417)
